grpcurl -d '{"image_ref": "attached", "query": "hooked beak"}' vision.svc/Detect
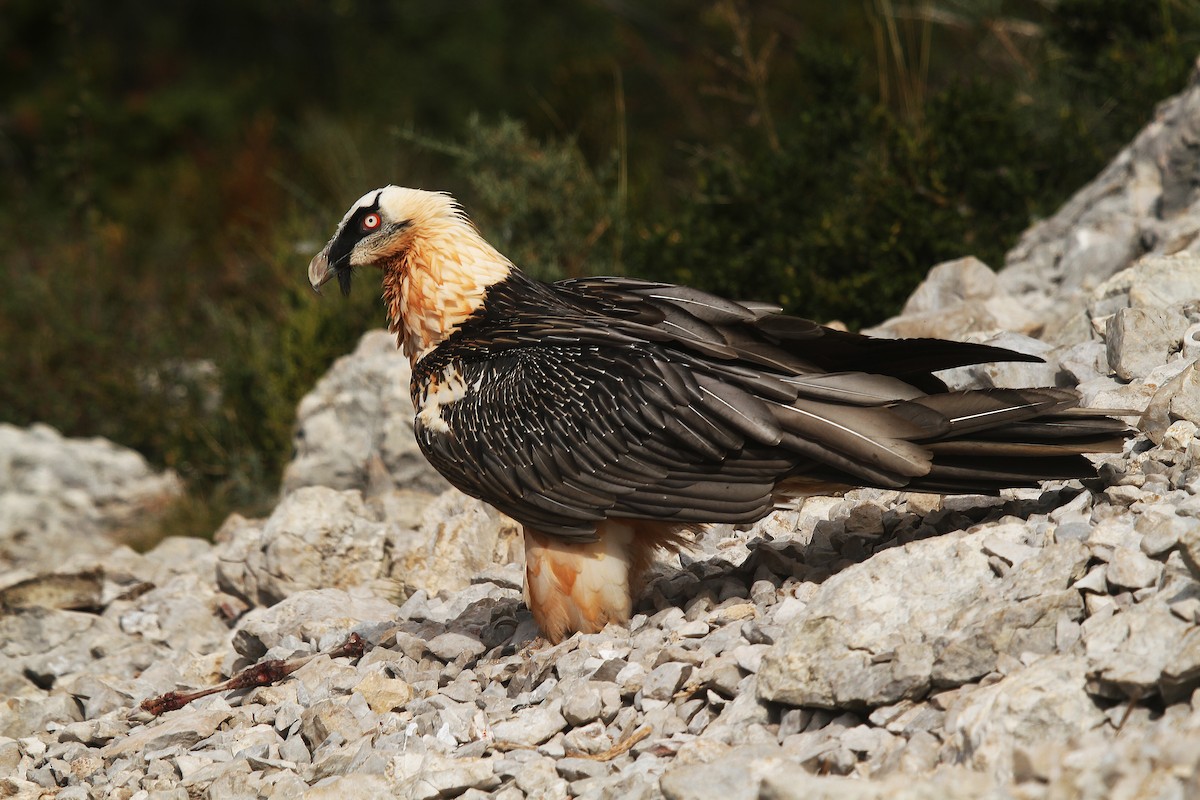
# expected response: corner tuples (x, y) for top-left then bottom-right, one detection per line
(308, 249), (335, 294)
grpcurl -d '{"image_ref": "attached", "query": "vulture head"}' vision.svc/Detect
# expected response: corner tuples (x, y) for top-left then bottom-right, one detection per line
(307, 185), (467, 296)
(308, 186), (514, 362)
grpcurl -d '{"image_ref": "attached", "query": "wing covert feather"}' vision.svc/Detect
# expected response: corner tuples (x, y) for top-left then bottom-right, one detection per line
(413, 343), (790, 538)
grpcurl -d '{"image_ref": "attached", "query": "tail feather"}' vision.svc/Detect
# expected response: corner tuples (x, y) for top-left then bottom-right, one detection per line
(962, 417), (1130, 442)
(923, 440), (1122, 458)
(907, 389), (1076, 436)
(774, 386), (1130, 499)
(916, 454), (1100, 490)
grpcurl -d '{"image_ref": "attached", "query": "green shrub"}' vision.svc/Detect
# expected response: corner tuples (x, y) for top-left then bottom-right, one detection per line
(1047, 0), (1199, 153)
(398, 116), (625, 281)
(622, 76), (1049, 328)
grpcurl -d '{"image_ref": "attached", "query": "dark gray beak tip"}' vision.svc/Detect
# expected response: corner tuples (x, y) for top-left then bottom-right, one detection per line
(308, 250), (335, 294)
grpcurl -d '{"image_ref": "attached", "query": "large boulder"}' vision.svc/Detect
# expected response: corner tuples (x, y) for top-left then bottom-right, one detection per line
(213, 485), (521, 608)
(0, 423), (182, 574)
(864, 256), (1039, 341)
(282, 330), (451, 497)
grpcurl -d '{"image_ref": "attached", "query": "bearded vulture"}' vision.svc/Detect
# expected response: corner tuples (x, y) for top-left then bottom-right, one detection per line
(308, 186), (1126, 643)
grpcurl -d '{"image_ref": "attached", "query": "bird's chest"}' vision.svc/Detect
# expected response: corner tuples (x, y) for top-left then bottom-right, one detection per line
(411, 360), (478, 435)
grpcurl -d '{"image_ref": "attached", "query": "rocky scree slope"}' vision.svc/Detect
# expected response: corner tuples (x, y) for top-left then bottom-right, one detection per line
(5, 66), (1200, 800)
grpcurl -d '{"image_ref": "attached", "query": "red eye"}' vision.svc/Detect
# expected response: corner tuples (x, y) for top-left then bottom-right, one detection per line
(361, 213), (381, 232)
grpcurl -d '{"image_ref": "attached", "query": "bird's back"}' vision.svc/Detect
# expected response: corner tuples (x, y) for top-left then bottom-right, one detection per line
(408, 271), (1127, 539)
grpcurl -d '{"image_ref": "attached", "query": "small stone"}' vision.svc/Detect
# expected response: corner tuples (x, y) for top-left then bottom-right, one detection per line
(696, 654), (743, 698)
(750, 580), (777, 607)
(706, 602), (758, 626)
(0, 740), (18, 776)
(1163, 420), (1199, 451)
(839, 725), (886, 755)
(491, 702), (567, 747)
(389, 752), (498, 799)
(1106, 547), (1164, 590)
(562, 683), (604, 726)
(732, 644), (769, 674)
(555, 757), (609, 782)
(1105, 484), (1149, 507)
(772, 595), (808, 626)
(17, 737), (45, 760)
(844, 502), (885, 534)
(1142, 363), (1200, 443)
(904, 493), (942, 516)
(614, 662), (647, 695)
(650, 607), (687, 630)
(1107, 306), (1189, 382)
(352, 670), (414, 713)
(300, 699), (367, 748)
(1085, 600), (1192, 693)
(278, 735), (311, 765)
(642, 662), (692, 701)
(563, 720), (610, 755)
(1057, 615), (1083, 652)
(1162, 628), (1200, 704)
(25, 766), (56, 789)
(442, 672), (482, 704)
(1088, 518), (1138, 549)
(1054, 522), (1092, 543)
(1138, 512), (1193, 557)
(1184, 321), (1200, 361)
(590, 658), (626, 683)
(866, 701), (913, 732)
(1058, 340), (1109, 384)
(1073, 565), (1108, 594)
(1181, 525), (1200, 581)
(102, 710), (232, 759)
(1170, 597), (1200, 623)
(537, 734), (565, 759)
(660, 746), (790, 800)
(654, 645), (708, 669)
(740, 621), (776, 646)
(1086, 594), (1118, 616)
(56, 717), (128, 747)
(1169, 365), (1200, 428)
(513, 757), (569, 798)
(426, 632), (486, 662)
(175, 753), (215, 781)
(674, 620), (710, 638)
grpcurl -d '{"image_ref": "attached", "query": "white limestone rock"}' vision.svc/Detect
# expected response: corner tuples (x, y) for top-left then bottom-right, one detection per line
(214, 485), (521, 608)
(865, 257), (1040, 340)
(282, 330), (451, 497)
(0, 423), (182, 572)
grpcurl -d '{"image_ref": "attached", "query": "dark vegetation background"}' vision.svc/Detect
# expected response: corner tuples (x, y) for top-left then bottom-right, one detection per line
(2, 0), (1197, 538)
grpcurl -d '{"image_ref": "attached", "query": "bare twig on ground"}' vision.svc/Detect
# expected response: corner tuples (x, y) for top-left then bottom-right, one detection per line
(140, 633), (366, 716)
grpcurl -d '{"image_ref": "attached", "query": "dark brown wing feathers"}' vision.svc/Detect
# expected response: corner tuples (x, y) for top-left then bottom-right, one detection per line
(412, 273), (1128, 539)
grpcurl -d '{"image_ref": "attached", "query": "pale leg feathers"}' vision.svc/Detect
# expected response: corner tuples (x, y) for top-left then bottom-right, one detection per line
(523, 520), (691, 643)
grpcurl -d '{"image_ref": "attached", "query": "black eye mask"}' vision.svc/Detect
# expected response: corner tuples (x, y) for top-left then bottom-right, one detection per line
(326, 193), (384, 295)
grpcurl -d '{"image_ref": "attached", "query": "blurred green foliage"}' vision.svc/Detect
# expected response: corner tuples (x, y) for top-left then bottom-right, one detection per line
(0, 0), (1197, 538)
(398, 116), (624, 281)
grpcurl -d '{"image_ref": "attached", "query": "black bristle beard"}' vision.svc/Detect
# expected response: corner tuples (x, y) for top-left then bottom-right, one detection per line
(337, 267), (352, 296)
